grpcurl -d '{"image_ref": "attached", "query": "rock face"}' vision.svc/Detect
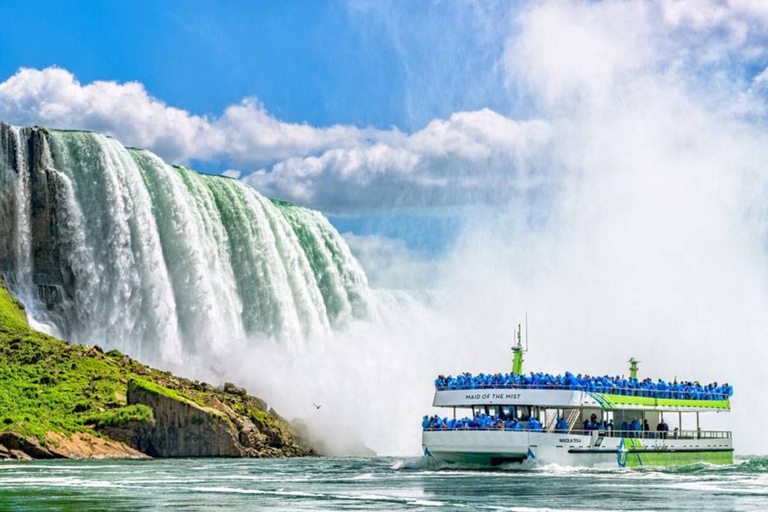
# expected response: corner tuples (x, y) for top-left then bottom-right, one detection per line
(127, 380), (242, 457)
(224, 382), (248, 396)
(0, 431), (148, 460)
(120, 378), (311, 458)
(0, 126), (67, 311)
(0, 432), (61, 459)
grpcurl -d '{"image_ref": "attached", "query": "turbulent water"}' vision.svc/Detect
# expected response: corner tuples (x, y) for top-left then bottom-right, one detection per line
(0, 457), (766, 511)
(0, 124), (371, 363)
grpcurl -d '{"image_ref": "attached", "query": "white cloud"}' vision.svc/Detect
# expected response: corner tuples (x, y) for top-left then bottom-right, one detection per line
(0, 67), (377, 168)
(221, 169), (242, 179)
(661, 0), (768, 31)
(0, 67), (553, 213)
(245, 109), (552, 212)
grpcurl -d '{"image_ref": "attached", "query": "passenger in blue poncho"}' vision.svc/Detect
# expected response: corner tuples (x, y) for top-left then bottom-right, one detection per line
(433, 369), (732, 402)
(528, 417), (543, 432)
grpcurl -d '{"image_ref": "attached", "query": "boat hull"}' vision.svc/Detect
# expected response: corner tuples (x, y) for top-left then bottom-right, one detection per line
(422, 431), (733, 467)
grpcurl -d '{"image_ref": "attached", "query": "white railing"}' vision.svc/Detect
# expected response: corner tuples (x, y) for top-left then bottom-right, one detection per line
(565, 429), (731, 439)
(434, 382), (730, 401)
(423, 427), (732, 439)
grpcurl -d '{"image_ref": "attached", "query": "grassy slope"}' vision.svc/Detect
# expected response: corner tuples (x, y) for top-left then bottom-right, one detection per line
(0, 282), (292, 450)
(0, 285), (138, 442)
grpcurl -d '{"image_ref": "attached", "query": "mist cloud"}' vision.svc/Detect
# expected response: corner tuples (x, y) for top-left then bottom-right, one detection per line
(438, 0), (768, 455)
(244, 0), (768, 456)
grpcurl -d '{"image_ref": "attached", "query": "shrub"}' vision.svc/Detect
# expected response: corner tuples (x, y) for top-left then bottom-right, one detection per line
(84, 404), (154, 428)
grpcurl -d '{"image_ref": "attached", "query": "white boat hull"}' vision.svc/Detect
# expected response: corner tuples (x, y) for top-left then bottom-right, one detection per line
(422, 431), (733, 467)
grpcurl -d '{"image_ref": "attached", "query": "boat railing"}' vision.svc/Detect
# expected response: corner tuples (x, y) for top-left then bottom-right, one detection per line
(566, 429), (732, 440)
(434, 383), (729, 401)
(423, 427), (732, 439)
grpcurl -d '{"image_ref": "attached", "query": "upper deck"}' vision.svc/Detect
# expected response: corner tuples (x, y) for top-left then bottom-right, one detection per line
(433, 386), (730, 412)
(434, 340), (732, 413)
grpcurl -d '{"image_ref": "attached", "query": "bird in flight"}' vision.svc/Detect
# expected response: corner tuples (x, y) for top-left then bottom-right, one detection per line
(313, 404), (321, 410)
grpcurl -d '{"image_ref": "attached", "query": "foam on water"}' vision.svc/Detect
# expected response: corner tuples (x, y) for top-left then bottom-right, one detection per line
(3, 457), (765, 511)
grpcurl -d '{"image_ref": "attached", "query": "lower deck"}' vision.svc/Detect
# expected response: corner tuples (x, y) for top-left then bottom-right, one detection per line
(422, 430), (733, 467)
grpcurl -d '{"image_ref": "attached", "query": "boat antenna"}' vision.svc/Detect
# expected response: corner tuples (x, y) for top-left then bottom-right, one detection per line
(525, 310), (529, 353)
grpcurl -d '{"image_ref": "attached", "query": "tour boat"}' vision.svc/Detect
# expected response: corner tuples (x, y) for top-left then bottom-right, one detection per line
(422, 328), (733, 467)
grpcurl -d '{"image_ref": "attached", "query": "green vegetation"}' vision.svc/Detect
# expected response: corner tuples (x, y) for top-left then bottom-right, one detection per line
(0, 284), (135, 441)
(128, 378), (201, 407)
(0, 279), (296, 454)
(84, 404), (154, 429)
(0, 285), (29, 331)
(0, 282), (191, 442)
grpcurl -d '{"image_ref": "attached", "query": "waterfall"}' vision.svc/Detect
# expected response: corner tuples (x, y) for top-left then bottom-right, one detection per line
(0, 126), (32, 293)
(0, 124), (372, 365)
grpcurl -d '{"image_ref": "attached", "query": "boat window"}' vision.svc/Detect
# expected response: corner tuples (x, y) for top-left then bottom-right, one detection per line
(518, 406), (532, 421)
(487, 405), (500, 418)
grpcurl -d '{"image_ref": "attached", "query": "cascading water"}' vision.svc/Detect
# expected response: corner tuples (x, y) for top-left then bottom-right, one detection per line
(0, 124), (372, 366)
(0, 126), (32, 294)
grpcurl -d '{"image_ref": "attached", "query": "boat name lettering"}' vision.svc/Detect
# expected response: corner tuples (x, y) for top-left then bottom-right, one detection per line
(559, 438), (583, 443)
(464, 393), (522, 400)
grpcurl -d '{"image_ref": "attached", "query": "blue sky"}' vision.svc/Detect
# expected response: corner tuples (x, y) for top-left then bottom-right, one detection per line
(0, 0), (508, 132)
(1, 1), (390, 127)
(0, 0), (518, 254)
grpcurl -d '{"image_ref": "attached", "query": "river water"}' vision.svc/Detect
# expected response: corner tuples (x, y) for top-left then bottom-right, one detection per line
(0, 456), (765, 511)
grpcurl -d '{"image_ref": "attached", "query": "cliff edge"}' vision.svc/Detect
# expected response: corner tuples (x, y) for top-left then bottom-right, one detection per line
(0, 279), (312, 460)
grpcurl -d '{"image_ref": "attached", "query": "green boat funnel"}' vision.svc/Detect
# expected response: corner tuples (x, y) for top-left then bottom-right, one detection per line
(628, 357), (640, 379)
(512, 324), (525, 376)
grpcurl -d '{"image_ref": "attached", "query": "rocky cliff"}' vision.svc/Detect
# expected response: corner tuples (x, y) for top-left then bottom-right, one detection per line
(121, 378), (306, 458)
(0, 278), (313, 460)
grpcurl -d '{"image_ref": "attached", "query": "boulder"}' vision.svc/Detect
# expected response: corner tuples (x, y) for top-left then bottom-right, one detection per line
(223, 382), (247, 396)
(0, 431), (60, 459)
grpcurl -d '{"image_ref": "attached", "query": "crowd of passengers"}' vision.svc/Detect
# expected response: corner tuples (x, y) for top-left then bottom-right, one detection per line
(423, 413), (672, 438)
(434, 371), (733, 401)
(422, 413), (544, 432)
